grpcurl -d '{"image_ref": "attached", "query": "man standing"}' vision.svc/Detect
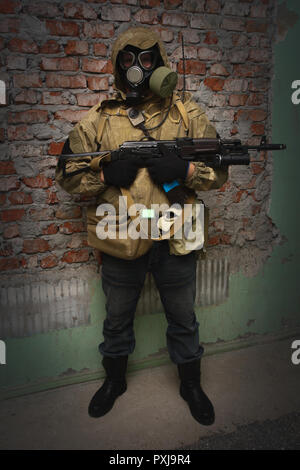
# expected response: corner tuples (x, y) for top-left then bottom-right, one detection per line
(56, 27), (228, 425)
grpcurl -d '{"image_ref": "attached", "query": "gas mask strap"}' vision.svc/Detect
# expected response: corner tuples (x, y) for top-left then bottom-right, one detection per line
(136, 97), (172, 139)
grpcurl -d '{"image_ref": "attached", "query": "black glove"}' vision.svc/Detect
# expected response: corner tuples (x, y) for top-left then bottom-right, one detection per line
(102, 158), (140, 188)
(146, 143), (190, 185)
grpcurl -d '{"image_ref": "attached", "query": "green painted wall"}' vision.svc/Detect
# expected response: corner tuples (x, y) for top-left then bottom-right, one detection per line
(1, 0), (300, 397)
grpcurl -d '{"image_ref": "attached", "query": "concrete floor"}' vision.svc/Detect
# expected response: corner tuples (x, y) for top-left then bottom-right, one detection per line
(0, 336), (299, 450)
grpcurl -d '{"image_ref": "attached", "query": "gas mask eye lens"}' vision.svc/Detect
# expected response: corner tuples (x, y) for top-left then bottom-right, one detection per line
(138, 51), (156, 70)
(119, 51), (135, 70)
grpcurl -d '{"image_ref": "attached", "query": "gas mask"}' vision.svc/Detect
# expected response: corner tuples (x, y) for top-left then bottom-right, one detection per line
(117, 44), (178, 104)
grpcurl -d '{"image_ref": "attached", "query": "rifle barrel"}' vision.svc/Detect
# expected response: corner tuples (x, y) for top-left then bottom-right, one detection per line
(247, 144), (286, 151)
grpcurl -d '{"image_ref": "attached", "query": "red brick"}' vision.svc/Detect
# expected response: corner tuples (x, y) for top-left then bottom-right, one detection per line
(13, 73), (42, 88)
(178, 60), (206, 75)
(48, 142), (65, 155)
(22, 175), (53, 189)
(251, 163), (264, 175)
(76, 93), (103, 107)
(220, 233), (231, 245)
(204, 77), (225, 91)
(0, 241), (13, 256)
(0, 17), (20, 33)
(1, 208), (25, 222)
(140, 0), (160, 6)
(248, 48), (270, 63)
(55, 206), (82, 219)
(0, 176), (20, 191)
(222, 18), (245, 32)
(204, 31), (218, 44)
(62, 249), (89, 263)
(46, 20), (80, 37)
(164, 0), (182, 8)
(250, 5), (268, 17)
(46, 190), (59, 205)
(0, 161), (16, 175)
(54, 109), (89, 123)
(205, 0), (221, 13)
(229, 94), (248, 106)
(87, 76), (109, 91)
(198, 47), (221, 61)
(210, 64), (229, 76)
(162, 12), (188, 27)
(8, 191), (33, 205)
(247, 93), (264, 106)
(93, 43), (107, 57)
(65, 40), (89, 56)
(42, 91), (69, 105)
(208, 235), (220, 246)
(0, 0), (20, 14)
(59, 221), (85, 234)
(7, 125), (33, 141)
(249, 79), (268, 92)
(25, 3), (60, 18)
(15, 90), (38, 104)
(23, 239), (50, 254)
(101, 6), (130, 21)
(0, 258), (20, 271)
(233, 64), (265, 77)
(40, 254), (58, 269)
(251, 123), (265, 135)
(154, 26), (174, 42)
(8, 38), (38, 54)
(7, 55), (27, 70)
(46, 74), (86, 89)
(249, 109), (267, 122)
(40, 40), (61, 54)
(8, 110), (48, 124)
(29, 207), (54, 221)
(233, 190), (247, 203)
(0, 193), (6, 204)
(234, 109), (250, 122)
(64, 3), (96, 19)
(41, 57), (79, 71)
(134, 9), (159, 24)
(43, 223), (59, 235)
(83, 22), (114, 39)
(252, 205), (261, 215)
(82, 58), (113, 74)
(3, 224), (19, 239)
(246, 20), (268, 33)
(218, 180), (231, 193)
(247, 176), (257, 190)
(232, 33), (248, 47)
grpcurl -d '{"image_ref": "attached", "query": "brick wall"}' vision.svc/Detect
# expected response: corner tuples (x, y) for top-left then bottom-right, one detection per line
(0, 0), (279, 282)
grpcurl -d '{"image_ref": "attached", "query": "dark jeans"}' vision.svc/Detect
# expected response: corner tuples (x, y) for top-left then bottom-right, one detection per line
(99, 240), (204, 364)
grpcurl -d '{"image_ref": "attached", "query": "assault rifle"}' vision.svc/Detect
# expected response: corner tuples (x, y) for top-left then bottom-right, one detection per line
(59, 135), (286, 178)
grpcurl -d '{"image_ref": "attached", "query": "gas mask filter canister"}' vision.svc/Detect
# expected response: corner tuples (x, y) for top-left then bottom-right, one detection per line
(118, 46), (178, 99)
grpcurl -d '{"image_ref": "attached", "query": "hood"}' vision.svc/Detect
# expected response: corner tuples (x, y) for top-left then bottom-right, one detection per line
(111, 27), (169, 94)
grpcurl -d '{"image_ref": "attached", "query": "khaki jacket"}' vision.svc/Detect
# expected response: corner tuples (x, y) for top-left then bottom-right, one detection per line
(55, 27), (228, 259)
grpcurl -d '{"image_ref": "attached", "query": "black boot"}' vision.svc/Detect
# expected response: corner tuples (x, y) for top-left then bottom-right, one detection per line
(177, 359), (215, 426)
(88, 355), (128, 418)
